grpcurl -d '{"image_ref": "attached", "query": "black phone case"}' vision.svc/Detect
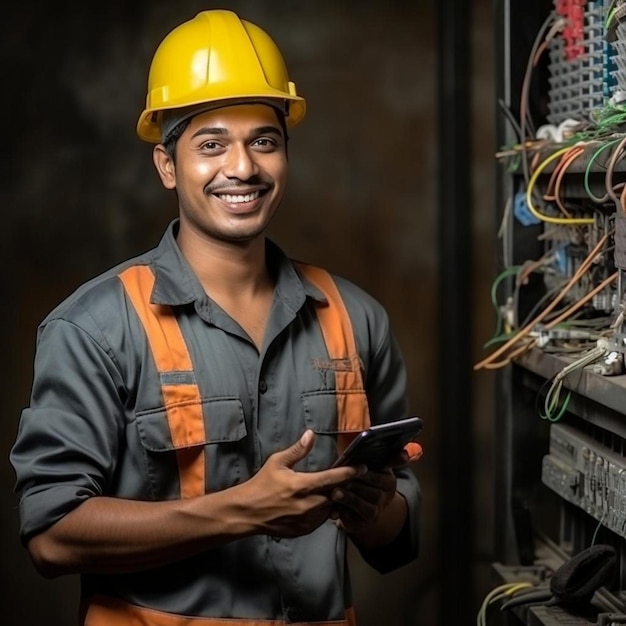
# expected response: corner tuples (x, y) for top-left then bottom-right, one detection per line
(332, 417), (423, 469)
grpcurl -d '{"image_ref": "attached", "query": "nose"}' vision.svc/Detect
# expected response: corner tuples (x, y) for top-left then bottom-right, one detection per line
(223, 143), (259, 181)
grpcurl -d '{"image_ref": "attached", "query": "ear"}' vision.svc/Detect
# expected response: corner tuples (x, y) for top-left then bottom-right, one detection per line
(152, 144), (176, 190)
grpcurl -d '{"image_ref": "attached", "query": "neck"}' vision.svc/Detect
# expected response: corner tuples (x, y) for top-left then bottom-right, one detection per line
(176, 226), (272, 300)
(176, 226), (276, 348)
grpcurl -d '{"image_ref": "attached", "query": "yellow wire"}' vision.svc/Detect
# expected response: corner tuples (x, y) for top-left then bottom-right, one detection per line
(526, 147), (596, 225)
(477, 582), (534, 626)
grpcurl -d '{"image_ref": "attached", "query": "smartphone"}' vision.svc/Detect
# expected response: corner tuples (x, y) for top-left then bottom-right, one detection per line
(331, 416), (423, 469)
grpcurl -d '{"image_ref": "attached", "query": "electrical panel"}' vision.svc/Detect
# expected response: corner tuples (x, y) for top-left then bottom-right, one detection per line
(484, 1), (626, 624)
(542, 423), (626, 539)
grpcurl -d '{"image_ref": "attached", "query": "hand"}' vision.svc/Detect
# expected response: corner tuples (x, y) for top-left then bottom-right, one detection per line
(329, 468), (397, 535)
(242, 430), (360, 538)
(329, 449), (409, 535)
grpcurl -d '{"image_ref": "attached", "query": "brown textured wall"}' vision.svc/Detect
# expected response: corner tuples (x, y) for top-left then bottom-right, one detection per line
(1, 1), (497, 624)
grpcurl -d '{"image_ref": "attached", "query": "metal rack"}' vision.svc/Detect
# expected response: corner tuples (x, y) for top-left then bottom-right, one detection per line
(491, 1), (626, 624)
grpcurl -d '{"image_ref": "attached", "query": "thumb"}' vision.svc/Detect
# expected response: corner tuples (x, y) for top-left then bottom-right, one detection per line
(277, 429), (315, 468)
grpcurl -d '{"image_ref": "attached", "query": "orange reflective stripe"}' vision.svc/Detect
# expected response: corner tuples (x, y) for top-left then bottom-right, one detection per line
(108, 264), (366, 625)
(296, 265), (420, 459)
(82, 596), (356, 626)
(296, 264), (371, 444)
(119, 265), (206, 498)
(119, 262), (374, 492)
(345, 607), (356, 626)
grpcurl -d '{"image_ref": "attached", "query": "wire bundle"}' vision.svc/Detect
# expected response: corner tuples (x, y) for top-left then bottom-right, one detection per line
(481, 5), (623, 373)
(475, 231), (617, 371)
(476, 582), (534, 626)
(539, 339), (610, 421)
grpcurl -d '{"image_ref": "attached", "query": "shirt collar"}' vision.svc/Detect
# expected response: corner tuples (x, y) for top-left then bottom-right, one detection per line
(147, 219), (327, 309)
(149, 220), (203, 306)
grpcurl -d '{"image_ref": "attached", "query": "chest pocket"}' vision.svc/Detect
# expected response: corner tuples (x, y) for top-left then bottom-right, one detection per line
(120, 262), (373, 499)
(295, 263), (372, 454)
(120, 265), (212, 499)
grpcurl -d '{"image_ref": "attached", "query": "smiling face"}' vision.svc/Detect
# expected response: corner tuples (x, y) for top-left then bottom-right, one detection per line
(153, 103), (288, 247)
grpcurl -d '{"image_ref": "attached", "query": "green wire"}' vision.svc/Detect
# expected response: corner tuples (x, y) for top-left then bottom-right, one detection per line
(564, 108), (626, 145)
(486, 266), (521, 346)
(545, 379), (562, 415)
(606, 7), (618, 29)
(584, 138), (623, 202)
(540, 389), (571, 422)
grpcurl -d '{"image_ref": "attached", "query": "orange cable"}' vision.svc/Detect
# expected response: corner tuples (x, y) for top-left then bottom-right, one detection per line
(545, 272), (618, 329)
(481, 339), (537, 370)
(474, 232), (611, 370)
(543, 145), (582, 202)
(554, 146), (585, 217)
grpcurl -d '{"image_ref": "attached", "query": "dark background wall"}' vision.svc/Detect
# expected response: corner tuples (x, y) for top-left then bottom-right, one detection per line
(1, 1), (497, 624)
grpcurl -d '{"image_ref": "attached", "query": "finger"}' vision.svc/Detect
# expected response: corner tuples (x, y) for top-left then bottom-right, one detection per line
(331, 487), (378, 520)
(382, 449), (410, 469)
(336, 480), (381, 504)
(305, 465), (363, 494)
(274, 430), (316, 468)
(351, 468), (397, 491)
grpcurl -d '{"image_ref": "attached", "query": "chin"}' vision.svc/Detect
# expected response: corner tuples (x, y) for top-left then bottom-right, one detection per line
(216, 228), (266, 244)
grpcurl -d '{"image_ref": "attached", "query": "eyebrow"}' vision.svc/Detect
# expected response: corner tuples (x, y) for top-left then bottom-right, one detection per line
(190, 125), (284, 140)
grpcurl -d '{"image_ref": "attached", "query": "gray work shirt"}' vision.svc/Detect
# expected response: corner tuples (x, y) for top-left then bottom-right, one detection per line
(11, 219), (421, 622)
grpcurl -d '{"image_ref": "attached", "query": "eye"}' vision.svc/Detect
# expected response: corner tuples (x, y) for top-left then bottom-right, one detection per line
(198, 140), (224, 152)
(252, 137), (280, 152)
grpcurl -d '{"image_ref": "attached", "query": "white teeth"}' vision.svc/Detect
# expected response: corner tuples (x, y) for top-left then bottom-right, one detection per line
(218, 191), (261, 204)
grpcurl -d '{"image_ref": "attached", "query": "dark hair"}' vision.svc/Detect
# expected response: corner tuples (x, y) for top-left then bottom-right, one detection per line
(162, 119), (191, 162)
(161, 108), (290, 163)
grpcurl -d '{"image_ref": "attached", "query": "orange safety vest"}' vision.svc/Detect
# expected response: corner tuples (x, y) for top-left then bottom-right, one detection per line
(83, 596), (357, 626)
(82, 262), (369, 626)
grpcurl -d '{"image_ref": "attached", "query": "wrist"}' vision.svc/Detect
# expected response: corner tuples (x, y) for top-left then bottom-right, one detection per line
(349, 491), (408, 550)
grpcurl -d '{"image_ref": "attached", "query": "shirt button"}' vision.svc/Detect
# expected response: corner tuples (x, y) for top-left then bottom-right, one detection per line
(259, 380), (268, 394)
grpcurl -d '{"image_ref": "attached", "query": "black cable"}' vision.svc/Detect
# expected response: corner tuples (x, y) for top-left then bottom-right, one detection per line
(498, 98), (523, 144)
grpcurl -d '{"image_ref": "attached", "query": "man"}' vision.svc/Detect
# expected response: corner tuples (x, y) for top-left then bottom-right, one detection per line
(10, 9), (421, 625)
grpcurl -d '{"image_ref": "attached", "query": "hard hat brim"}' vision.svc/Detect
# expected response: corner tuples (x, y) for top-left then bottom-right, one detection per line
(137, 95), (306, 143)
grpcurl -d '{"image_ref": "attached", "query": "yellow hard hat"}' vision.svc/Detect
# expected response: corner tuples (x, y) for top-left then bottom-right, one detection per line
(137, 10), (306, 142)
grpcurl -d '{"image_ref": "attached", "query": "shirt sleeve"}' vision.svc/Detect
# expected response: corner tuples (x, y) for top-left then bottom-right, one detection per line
(358, 315), (422, 573)
(356, 466), (422, 574)
(10, 313), (125, 544)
